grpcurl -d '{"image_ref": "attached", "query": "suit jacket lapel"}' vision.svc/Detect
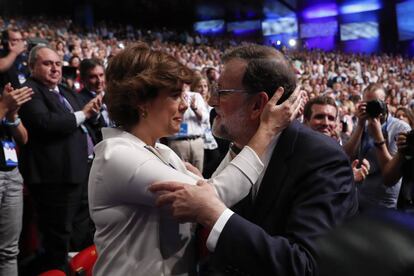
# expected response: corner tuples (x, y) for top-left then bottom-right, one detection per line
(31, 79), (66, 112)
(251, 121), (300, 224)
(60, 86), (80, 112)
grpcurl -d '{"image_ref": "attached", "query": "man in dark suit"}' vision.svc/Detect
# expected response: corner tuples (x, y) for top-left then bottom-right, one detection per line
(151, 44), (358, 275)
(18, 45), (100, 274)
(78, 58), (112, 144)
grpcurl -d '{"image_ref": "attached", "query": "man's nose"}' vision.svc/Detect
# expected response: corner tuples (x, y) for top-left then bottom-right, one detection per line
(321, 117), (330, 125)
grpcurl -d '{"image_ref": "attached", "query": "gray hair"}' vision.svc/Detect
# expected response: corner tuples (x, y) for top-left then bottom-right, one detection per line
(28, 44), (55, 70)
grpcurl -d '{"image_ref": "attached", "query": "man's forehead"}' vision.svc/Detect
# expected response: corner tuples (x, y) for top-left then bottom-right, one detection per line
(37, 48), (60, 61)
(89, 65), (105, 74)
(364, 89), (385, 101)
(312, 104), (337, 115)
(9, 31), (22, 38)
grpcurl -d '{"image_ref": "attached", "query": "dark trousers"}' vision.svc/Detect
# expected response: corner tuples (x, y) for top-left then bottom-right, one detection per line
(27, 180), (93, 274)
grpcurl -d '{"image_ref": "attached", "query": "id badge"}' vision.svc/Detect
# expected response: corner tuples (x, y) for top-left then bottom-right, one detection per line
(177, 123), (188, 137)
(2, 140), (18, 167)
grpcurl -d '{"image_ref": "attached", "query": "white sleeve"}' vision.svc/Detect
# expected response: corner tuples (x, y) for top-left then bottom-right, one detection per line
(74, 111), (86, 126)
(98, 144), (199, 206)
(209, 146), (263, 207)
(195, 93), (209, 124)
(206, 208), (234, 252)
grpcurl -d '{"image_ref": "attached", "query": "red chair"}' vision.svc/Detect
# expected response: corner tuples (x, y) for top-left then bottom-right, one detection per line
(69, 245), (98, 276)
(38, 270), (66, 276)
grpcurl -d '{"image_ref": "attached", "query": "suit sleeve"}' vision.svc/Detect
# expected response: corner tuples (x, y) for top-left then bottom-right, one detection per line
(212, 144), (357, 276)
(19, 84), (79, 136)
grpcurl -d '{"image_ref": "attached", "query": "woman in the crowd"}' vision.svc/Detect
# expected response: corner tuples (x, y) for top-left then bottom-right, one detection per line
(190, 72), (221, 178)
(88, 42), (304, 275)
(0, 83), (32, 276)
(395, 106), (414, 128)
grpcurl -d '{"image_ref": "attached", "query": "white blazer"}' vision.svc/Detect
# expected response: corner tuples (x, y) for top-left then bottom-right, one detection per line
(89, 128), (264, 276)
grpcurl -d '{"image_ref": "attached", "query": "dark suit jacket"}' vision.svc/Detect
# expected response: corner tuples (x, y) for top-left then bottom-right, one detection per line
(18, 77), (89, 185)
(211, 121), (358, 276)
(78, 88), (109, 144)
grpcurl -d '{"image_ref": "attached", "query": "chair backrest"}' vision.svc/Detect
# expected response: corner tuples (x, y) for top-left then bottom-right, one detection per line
(69, 245), (98, 276)
(38, 269), (66, 276)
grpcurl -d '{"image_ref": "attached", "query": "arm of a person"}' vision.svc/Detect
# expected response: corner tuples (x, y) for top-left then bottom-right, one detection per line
(343, 122), (364, 159)
(383, 153), (404, 187)
(18, 88), (79, 135)
(208, 146), (263, 206)
(105, 141), (263, 207)
(372, 120), (411, 182)
(0, 51), (19, 72)
(98, 143), (199, 206)
(209, 147), (357, 275)
(6, 112), (28, 145)
(0, 98), (27, 144)
(373, 141), (393, 172)
(0, 99), (9, 120)
(382, 130), (411, 186)
(190, 93), (207, 122)
(10, 122), (28, 145)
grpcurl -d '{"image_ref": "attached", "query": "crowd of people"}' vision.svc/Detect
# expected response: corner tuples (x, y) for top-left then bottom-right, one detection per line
(0, 15), (414, 276)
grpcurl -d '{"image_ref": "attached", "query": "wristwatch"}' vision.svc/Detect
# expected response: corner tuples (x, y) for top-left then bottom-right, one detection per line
(374, 140), (386, 148)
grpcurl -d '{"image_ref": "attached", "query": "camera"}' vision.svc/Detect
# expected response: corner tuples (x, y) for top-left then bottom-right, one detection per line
(365, 99), (387, 118)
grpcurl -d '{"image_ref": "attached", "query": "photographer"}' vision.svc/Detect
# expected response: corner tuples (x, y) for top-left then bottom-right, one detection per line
(0, 28), (29, 91)
(344, 83), (411, 210)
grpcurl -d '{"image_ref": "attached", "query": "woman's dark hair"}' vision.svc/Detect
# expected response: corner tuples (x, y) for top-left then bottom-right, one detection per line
(396, 106), (414, 128)
(105, 42), (194, 128)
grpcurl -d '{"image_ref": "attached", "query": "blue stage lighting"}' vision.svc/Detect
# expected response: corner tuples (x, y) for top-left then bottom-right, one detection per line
(302, 3), (338, 19)
(340, 0), (382, 15)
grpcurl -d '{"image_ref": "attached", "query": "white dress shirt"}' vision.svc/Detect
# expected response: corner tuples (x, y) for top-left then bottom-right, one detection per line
(89, 128), (264, 275)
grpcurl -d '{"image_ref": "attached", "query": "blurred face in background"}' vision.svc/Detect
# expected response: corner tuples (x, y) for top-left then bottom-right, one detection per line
(395, 109), (410, 125)
(7, 30), (25, 50)
(84, 65), (105, 93)
(194, 78), (209, 100)
(305, 104), (338, 137)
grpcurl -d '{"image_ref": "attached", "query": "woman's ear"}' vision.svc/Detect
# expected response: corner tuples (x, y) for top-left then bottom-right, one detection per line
(137, 103), (150, 118)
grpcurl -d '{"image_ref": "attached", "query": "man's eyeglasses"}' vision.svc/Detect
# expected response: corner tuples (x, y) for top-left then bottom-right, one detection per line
(211, 87), (249, 100)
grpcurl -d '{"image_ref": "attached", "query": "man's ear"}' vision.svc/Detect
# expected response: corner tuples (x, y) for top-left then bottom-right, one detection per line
(250, 91), (269, 120)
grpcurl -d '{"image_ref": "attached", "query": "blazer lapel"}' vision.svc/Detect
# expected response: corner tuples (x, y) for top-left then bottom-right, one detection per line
(251, 121), (300, 224)
(33, 80), (67, 113)
(60, 87), (80, 112)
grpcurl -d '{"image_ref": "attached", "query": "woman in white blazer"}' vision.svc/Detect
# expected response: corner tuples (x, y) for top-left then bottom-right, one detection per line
(88, 42), (303, 276)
